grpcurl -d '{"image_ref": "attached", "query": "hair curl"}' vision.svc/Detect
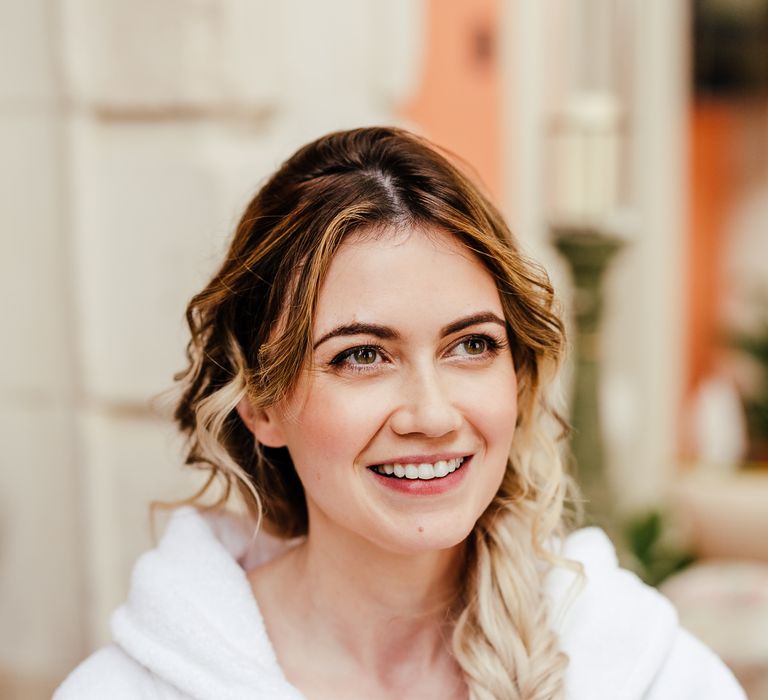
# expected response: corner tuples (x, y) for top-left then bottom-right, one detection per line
(174, 126), (577, 699)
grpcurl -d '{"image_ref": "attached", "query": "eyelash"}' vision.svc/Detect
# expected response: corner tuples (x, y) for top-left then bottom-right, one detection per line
(328, 334), (506, 374)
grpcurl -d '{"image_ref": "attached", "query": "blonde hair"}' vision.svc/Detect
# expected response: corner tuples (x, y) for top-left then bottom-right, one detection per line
(174, 126), (577, 699)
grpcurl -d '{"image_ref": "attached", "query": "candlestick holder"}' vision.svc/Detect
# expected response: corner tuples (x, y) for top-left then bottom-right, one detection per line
(552, 226), (625, 526)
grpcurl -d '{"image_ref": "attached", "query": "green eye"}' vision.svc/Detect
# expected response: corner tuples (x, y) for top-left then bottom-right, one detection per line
(352, 347), (378, 364)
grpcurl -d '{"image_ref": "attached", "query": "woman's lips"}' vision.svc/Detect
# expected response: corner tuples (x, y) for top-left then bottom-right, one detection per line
(370, 456), (465, 480)
(367, 455), (472, 495)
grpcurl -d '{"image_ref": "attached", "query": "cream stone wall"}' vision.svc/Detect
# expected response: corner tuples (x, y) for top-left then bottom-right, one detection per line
(0, 0), (84, 696)
(1, 0), (424, 695)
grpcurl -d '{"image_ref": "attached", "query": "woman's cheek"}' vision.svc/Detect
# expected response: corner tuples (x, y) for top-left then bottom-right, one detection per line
(298, 379), (393, 461)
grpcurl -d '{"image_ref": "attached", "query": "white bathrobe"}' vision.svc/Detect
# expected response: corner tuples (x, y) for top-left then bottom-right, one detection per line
(54, 507), (745, 699)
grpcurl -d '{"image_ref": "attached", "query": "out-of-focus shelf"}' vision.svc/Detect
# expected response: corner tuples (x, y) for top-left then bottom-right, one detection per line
(671, 469), (768, 561)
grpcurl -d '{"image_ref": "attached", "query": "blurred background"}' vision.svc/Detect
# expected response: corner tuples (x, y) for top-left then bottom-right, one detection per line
(1, 0), (767, 698)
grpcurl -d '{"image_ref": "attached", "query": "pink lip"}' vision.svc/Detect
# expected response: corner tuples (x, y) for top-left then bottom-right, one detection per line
(367, 455), (473, 496)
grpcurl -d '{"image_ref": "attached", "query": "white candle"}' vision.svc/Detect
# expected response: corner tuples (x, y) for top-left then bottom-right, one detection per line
(551, 91), (622, 226)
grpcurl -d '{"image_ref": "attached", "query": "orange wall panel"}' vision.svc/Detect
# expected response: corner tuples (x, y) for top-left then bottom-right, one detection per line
(686, 101), (738, 401)
(400, 0), (501, 204)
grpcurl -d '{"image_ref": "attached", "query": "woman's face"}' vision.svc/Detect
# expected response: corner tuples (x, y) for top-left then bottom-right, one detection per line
(253, 226), (518, 555)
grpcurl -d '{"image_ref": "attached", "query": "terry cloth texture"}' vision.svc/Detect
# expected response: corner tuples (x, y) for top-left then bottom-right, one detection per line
(55, 508), (746, 700)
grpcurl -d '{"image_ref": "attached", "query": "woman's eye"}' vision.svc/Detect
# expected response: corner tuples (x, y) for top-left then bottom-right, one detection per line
(351, 347), (378, 365)
(463, 337), (488, 355)
(450, 334), (502, 359)
(329, 345), (385, 370)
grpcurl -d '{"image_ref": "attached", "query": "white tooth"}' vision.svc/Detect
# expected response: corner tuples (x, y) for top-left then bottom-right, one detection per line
(394, 464), (406, 478)
(405, 464), (419, 479)
(383, 464), (394, 475)
(434, 460), (448, 478)
(448, 459), (457, 473)
(418, 463), (435, 479)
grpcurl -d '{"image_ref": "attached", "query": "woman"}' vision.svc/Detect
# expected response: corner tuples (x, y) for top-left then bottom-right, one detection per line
(55, 127), (745, 699)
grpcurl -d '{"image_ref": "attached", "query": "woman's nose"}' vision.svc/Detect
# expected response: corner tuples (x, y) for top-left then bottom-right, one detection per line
(389, 367), (462, 437)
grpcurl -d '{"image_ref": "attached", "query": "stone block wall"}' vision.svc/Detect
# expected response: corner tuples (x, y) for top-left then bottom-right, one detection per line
(0, 0), (424, 694)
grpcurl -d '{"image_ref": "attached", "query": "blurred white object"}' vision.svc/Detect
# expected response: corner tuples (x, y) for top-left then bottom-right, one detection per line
(600, 206), (638, 241)
(662, 560), (768, 699)
(724, 179), (768, 331)
(690, 375), (748, 471)
(671, 472), (768, 561)
(551, 91), (622, 225)
(601, 371), (637, 453)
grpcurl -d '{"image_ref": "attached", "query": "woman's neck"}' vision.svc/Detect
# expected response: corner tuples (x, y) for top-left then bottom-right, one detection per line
(302, 518), (464, 657)
(248, 513), (468, 698)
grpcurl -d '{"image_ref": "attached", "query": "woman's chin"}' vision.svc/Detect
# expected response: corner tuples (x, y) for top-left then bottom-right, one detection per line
(364, 518), (475, 557)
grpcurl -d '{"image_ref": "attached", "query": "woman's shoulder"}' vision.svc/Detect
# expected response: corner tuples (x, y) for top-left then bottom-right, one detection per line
(645, 626), (746, 699)
(53, 644), (179, 699)
(54, 508), (306, 700)
(547, 527), (746, 700)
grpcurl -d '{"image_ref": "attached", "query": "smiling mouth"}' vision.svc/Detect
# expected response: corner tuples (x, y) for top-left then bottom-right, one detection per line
(369, 457), (467, 481)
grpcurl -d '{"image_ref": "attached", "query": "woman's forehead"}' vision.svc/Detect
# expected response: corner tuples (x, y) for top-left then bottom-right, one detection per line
(336, 222), (479, 268)
(312, 225), (502, 334)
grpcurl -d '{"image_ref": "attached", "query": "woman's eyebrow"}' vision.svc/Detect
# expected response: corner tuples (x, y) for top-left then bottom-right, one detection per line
(313, 323), (400, 349)
(440, 312), (506, 337)
(313, 312), (505, 350)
